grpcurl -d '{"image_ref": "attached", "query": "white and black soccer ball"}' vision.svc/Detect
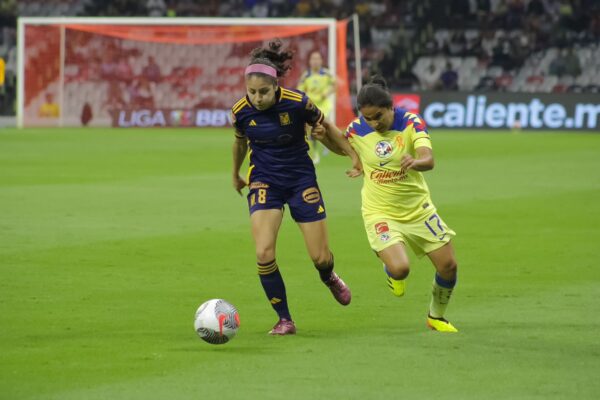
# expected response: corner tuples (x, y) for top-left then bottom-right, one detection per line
(194, 299), (240, 345)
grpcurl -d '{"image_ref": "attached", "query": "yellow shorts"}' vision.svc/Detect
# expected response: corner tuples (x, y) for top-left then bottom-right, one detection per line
(363, 211), (456, 257)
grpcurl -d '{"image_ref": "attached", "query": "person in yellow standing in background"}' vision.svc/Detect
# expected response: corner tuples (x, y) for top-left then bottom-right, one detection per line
(0, 57), (5, 86)
(297, 51), (336, 165)
(38, 93), (60, 118)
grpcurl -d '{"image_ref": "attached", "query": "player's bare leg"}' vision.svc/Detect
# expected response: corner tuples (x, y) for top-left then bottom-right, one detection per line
(251, 209), (295, 335)
(377, 242), (410, 296)
(426, 242), (458, 332)
(298, 219), (351, 305)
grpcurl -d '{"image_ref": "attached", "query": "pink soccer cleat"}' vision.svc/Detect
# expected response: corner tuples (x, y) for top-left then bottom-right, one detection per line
(325, 272), (352, 306)
(268, 319), (297, 336)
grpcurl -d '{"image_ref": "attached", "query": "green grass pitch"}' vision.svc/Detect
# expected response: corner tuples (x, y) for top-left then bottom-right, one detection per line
(1, 127), (599, 399)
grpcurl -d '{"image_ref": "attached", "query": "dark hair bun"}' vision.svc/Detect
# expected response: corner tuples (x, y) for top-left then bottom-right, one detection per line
(369, 75), (388, 89)
(249, 39), (294, 77)
(268, 39), (283, 53)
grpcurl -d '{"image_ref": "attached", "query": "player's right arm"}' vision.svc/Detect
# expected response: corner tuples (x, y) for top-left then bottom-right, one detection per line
(313, 120), (362, 177)
(231, 111), (248, 195)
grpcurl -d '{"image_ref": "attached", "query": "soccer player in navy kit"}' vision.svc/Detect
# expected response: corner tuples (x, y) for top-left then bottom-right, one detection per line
(231, 40), (356, 335)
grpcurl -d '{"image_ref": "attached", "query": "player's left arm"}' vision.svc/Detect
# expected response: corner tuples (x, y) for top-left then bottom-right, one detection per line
(401, 146), (434, 171)
(302, 95), (360, 174)
(401, 113), (434, 172)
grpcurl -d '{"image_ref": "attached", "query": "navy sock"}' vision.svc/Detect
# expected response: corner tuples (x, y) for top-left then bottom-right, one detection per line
(258, 260), (291, 320)
(435, 273), (457, 289)
(315, 253), (334, 283)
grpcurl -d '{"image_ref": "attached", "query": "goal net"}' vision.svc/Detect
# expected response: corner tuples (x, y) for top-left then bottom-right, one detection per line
(18, 17), (354, 129)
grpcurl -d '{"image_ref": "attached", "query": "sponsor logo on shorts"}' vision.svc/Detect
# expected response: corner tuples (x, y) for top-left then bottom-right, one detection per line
(380, 233), (390, 242)
(302, 187), (321, 204)
(375, 222), (389, 234)
(249, 181), (270, 189)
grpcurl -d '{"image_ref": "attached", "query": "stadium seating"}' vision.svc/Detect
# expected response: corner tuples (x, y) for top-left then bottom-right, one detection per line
(2, 0), (599, 118)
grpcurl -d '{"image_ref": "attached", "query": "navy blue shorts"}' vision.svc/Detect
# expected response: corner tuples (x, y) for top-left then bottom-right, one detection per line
(247, 180), (327, 223)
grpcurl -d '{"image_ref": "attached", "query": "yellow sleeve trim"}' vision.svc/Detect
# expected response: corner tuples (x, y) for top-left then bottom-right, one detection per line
(281, 89), (303, 102)
(281, 94), (303, 102)
(232, 99), (250, 114)
(232, 97), (246, 110)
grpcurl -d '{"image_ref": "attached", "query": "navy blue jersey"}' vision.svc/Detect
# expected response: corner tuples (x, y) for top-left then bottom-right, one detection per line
(231, 87), (324, 187)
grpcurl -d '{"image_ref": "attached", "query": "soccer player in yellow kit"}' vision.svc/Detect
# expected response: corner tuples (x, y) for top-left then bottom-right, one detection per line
(314, 76), (459, 332)
(297, 51), (336, 164)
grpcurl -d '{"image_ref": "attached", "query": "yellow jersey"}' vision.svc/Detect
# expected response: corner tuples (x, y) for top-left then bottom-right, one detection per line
(345, 108), (434, 222)
(297, 68), (335, 115)
(38, 102), (60, 118)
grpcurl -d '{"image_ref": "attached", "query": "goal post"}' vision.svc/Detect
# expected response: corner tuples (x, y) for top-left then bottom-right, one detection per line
(17, 17), (355, 129)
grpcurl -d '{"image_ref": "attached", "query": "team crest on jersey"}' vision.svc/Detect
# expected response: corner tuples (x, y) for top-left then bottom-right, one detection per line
(375, 141), (393, 158)
(279, 112), (291, 126)
(302, 187), (321, 204)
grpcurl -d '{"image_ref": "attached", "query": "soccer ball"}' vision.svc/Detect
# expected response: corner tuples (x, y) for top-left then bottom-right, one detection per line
(194, 299), (240, 344)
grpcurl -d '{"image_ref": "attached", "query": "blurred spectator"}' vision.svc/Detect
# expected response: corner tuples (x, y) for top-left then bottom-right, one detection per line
(475, 76), (496, 91)
(166, 0), (177, 17)
(491, 36), (517, 70)
(495, 69), (513, 91)
(100, 54), (118, 80)
(142, 56), (161, 83)
(527, 0), (546, 16)
(115, 57), (134, 82)
(419, 63), (441, 90)
(250, 0), (268, 18)
(549, 48), (581, 77)
(439, 62), (459, 90)
(38, 93), (60, 118)
(128, 78), (155, 108)
(505, 0), (526, 29)
(80, 102), (93, 126)
(447, 31), (467, 56)
(104, 81), (127, 110)
(146, 0), (166, 16)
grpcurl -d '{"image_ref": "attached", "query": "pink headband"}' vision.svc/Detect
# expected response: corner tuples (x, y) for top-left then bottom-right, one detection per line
(245, 64), (277, 78)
